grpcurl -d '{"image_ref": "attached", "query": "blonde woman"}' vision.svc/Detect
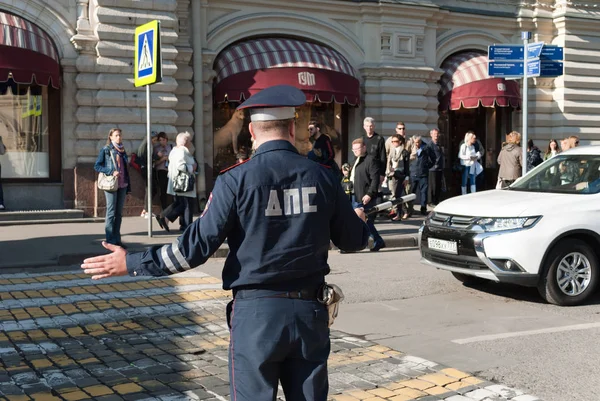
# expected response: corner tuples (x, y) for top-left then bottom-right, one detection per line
(156, 132), (197, 232)
(458, 131), (481, 195)
(497, 131), (522, 189)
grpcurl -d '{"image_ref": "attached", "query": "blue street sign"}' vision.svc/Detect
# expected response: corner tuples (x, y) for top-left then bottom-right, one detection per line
(527, 59), (541, 77)
(488, 45), (524, 61)
(527, 42), (544, 59)
(488, 61), (525, 77)
(540, 45), (564, 61)
(540, 61), (564, 77)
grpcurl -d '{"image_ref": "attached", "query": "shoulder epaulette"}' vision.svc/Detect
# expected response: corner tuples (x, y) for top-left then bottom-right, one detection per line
(220, 158), (251, 174)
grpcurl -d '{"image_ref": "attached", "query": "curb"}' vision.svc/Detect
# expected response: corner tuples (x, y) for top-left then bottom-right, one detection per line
(0, 218), (105, 226)
(0, 236), (419, 271)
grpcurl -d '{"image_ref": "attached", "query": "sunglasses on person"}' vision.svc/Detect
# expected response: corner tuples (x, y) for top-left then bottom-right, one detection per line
(391, 140), (399, 143)
(396, 127), (405, 130)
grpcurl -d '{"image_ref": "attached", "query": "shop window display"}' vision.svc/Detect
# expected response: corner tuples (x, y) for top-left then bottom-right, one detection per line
(0, 81), (49, 178)
(212, 102), (344, 182)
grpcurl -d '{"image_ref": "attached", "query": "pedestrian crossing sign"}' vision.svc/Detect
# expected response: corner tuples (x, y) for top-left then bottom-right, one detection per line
(134, 20), (162, 87)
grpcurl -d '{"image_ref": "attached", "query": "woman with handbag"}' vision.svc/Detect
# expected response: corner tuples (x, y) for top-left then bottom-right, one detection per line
(94, 128), (131, 246)
(386, 134), (410, 221)
(156, 132), (197, 232)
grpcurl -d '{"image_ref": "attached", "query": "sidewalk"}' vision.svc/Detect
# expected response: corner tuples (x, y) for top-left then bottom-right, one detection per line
(0, 214), (423, 270)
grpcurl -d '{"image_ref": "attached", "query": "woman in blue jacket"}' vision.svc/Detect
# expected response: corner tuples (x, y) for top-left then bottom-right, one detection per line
(94, 128), (131, 246)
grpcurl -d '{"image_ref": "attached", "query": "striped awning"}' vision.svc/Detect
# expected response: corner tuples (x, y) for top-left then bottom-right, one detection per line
(439, 52), (520, 110)
(214, 38), (360, 105)
(0, 11), (60, 88)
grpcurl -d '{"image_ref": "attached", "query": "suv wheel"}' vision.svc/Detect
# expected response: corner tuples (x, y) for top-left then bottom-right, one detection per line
(451, 272), (486, 286)
(538, 239), (599, 306)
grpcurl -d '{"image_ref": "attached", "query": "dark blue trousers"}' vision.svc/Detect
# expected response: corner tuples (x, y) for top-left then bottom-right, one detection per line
(352, 198), (384, 246)
(410, 176), (428, 208)
(228, 292), (330, 401)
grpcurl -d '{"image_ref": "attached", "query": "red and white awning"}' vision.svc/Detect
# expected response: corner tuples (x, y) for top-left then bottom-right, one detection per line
(0, 11), (60, 88)
(214, 38), (360, 105)
(439, 51), (520, 110)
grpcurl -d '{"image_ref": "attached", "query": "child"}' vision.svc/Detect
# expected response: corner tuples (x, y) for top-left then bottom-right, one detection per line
(340, 163), (353, 202)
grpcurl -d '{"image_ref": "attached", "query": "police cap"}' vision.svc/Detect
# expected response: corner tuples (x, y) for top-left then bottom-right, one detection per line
(236, 85), (305, 122)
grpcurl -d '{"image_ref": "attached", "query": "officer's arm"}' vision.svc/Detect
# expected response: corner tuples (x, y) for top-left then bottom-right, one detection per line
(331, 183), (369, 251)
(125, 177), (236, 276)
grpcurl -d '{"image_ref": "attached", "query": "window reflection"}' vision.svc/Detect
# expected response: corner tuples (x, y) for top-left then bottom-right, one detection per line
(0, 81), (49, 178)
(212, 102), (344, 181)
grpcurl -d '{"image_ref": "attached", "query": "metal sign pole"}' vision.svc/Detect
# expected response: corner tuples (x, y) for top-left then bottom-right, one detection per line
(146, 84), (152, 237)
(521, 32), (531, 177)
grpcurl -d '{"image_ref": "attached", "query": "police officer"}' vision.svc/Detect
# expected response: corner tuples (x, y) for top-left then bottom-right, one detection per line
(81, 84), (370, 401)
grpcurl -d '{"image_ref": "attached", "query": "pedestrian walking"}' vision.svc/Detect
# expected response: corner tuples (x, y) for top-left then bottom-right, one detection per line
(497, 131), (522, 189)
(526, 139), (543, 172)
(386, 135), (409, 220)
(153, 132), (173, 211)
(351, 137), (386, 251)
(426, 128), (444, 206)
(0, 135), (5, 210)
(81, 85), (369, 401)
(155, 132), (197, 233)
(458, 131), (482, 195)
(362, 117), (387, 184)
(94, 128), (131, 246)
(409, 136), (432, 215)
(307, 120), (340, 179)
(138, 131), (159, 218)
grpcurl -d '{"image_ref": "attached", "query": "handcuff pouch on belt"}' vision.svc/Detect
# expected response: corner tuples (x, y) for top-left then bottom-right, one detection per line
(317, 283), (344, 327)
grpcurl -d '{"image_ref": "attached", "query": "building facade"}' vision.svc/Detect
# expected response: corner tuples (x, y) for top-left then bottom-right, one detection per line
(1, 0), (598, 213)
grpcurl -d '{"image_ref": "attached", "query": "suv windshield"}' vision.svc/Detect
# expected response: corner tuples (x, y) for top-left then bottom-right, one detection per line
(510, 154), (600, 194)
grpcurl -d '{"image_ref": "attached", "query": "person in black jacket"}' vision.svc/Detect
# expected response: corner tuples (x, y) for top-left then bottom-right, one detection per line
(410, 136), (433, 215)
(362, 117), (387, 183)
(527, 139), (543, 172)
(426, 128), (444, 206)
(350, 138), (386, 251)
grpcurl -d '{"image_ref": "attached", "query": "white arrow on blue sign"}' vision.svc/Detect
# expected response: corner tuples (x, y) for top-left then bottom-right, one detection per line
(527, 42), (544, 59)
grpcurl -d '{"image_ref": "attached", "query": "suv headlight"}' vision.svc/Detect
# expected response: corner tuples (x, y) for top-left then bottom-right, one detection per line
(474, 217), (540, 232)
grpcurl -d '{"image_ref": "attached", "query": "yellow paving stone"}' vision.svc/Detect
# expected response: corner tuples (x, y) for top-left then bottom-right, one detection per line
(398, 379), (435, 391)
(66, 327), (84, 336)
(384, 350), (403, 357)
(83, 385), (113, 396)
(0, 334), (8, 342)
(367, 388), (397, 398)
(367, 345), (391, 353)
(28, 330), (47, 340)
(124, 299), (145, 307)
(363, 398), (386, 401)
(59, 305), (79, 314)
(41, 306), (61, 315)
(46, 329), (67, 338)
(7, 331), (27, 341)
(50, 356), (76, 367)
(0, 293), (14, 300)
(441, 368), (471, 379)
(445, 381), (473, 391)
(55, 289), (74, 295)
(78, 358), (100, 365)
(388, 395), (413, 401)
(30, 394), (61, 401)
(10, 279), (26, 284)
(24, 291), (42, 298)
(11, 292), (27, 299)
(61, 391), (90, 401)
(393, 387), (426, 398)
(365, 351), (388, 360)
(418, 373), (457, 387)
(382, 382), (405, 391)
(0, 279), (11, 285)
(71, 288), (87, 295)
(461, 376), (483, 385)
(346, 389), (376, 399)
(113, 383), (143, 395)
(83, 286), (100, 294)
(35, 276), (53, 282)
(330, 395), (360, 401)
(31, 359), (53, 369)
(6, 395), (31, 401)
(424, 386), (449, 396)
(352, 355), (374, 363)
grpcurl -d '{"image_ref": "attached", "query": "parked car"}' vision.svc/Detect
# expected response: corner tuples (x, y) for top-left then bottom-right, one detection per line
(419, 146), (600, 306)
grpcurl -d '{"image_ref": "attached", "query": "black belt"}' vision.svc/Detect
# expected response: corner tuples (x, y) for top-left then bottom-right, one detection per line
(233, 288), (319, 301)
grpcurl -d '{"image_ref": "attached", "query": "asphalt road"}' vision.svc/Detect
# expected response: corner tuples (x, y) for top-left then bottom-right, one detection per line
(198, 247), (600, 401)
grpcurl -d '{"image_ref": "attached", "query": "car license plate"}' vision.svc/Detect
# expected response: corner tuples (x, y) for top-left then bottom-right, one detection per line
(427, 238), (458, 254)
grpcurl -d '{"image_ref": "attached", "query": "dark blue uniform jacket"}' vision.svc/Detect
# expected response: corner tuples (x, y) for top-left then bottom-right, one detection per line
(126, 140), (369, 290)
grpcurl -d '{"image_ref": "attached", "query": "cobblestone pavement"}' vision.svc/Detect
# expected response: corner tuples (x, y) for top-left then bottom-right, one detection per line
(0, 269), (543, 401)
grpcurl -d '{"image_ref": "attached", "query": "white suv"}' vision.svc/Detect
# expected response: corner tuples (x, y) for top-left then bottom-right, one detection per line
(419, 146), (600, 306)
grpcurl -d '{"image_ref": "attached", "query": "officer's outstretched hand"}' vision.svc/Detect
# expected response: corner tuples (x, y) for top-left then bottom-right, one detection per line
(80, 241), (128, 280)
(354, 207), (367, 223)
